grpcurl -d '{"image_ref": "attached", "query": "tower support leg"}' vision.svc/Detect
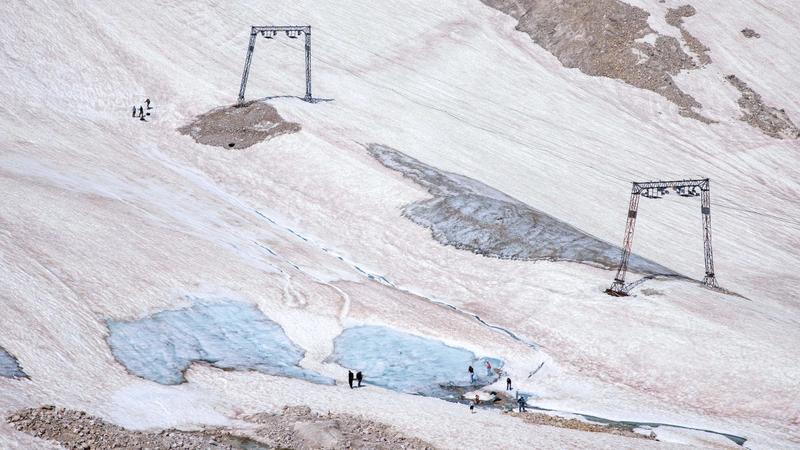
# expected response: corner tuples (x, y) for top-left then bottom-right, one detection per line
(238, 29), (258, 105)
(608, 191), (641, 295)
(701, 186), (719, 288)
(304, 30), (312, 102)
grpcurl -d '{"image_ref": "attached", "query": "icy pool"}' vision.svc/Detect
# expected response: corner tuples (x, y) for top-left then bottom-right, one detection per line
(0, 347), (26, 378)
(107, 300), (332, 385)
(331, 326), (502, 398)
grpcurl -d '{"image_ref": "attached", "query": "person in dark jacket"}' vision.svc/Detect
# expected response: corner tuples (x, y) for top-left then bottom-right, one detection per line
(145, 98), (151, 109)
(348, 370), (354, 389)
(506, 377), (512, 390)
(517, 395), (527, 412)
(356, 371), (363, 387)
(138, 106), (145, 121)
(132, 106), (136, 117)
(468, 365), (475, 383)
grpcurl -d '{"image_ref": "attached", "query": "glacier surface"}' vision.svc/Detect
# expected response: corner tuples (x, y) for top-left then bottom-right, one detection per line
(331, 325), (503, 398)
(107, 299), (333, 385)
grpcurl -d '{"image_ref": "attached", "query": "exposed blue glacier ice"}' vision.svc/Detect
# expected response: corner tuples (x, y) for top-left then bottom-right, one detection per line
(0, 347), (26, 378)
(331, 326), (502, 398)
(107, 299), (332, 385)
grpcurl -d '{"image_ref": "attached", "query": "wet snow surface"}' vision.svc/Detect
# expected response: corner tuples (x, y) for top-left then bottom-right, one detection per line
(107, 299), (332, 385)
(0, 347), (26, 378)
(331, 326), (503, 398)
(368, 144), (672, 274)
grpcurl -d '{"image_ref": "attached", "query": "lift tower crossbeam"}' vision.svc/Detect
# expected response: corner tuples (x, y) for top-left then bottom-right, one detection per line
(607, 178), (719, 296)
(237, 25), (312, 105)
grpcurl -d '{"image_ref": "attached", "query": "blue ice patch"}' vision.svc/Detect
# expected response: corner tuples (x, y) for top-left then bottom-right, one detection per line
(331, 325), (502, 397)
(107, 299), (332, 385)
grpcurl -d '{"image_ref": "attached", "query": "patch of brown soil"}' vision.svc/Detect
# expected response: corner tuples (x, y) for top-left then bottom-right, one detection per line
(666, 5), (711, 66)
(725, 74), (800, 139)
(7, 405), (436, 450)
(243, 405), (436, 450)
(741, 28), (760, 38)
(507, 410), (656, 440)
(178, 101), (300, 149)
(480, 0), (714, 122)
(7, 405), (266, 450)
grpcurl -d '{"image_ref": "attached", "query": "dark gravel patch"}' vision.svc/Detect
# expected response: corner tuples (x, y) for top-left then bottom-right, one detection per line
(480, 0), (714, 122)
(741, 28), (760, 38)
(243, 405), (435, 449)
(7, 405), (267, 450)
(179, 101), (300, 149)
(726, 74), (799, 139)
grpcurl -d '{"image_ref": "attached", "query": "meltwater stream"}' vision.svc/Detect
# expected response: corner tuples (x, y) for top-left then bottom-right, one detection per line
(329, 327), (745, 446)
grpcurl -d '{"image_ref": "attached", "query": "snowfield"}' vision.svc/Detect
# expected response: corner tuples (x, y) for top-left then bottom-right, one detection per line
(1, 0), (799, 448)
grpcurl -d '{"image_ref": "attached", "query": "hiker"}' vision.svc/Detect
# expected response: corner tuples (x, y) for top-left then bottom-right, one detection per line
(356, 371), (363, 387)
(138, 106), (145, 121)
(517, 395), (527, 413)
(506, 377), (512, 391)
(131, 106), (136, 117)
(468, 365), (475, 383)
(145, 98), (151, 109)
(348, 370), (354, 389)
(485, 360), (492, 376)
(474, 394), (480, 406)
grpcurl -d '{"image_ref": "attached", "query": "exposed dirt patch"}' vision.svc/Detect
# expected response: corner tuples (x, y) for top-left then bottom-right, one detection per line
(725, 74), (800, 139)
(178, 101), (300, 149)
(8, 405), (435, 450)
(7, 405), (267, 450)
(741, 28), (760, 39)
(507, 410), (655, 440)
(242, 406), (435, 449)
(666, 5), (711, 66)
(480, 0), (714, 122)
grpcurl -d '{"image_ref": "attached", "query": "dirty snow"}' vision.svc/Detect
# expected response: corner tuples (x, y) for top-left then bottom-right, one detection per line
(0, 348), (26, 379)
(1, 0), (799, 449)
(367, 143), (673, 274)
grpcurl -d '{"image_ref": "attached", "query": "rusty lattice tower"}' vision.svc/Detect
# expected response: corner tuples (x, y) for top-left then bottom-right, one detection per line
(237, 25), (312, 104)
(607, 178), (719, 296)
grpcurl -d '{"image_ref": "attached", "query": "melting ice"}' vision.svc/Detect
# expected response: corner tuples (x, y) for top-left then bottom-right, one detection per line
(0, 347), (26, 378)
(331, 325), (502, 397)
(107, 299), (332, 385)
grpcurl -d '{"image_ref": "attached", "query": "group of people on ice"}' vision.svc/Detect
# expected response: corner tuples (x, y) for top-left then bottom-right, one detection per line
(131, 98), (152, 121)
(467, 360), (495, 383)
(343, 359), (530, 414)
(467, 361), (529, 413)
(347, 370), (363, 389)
